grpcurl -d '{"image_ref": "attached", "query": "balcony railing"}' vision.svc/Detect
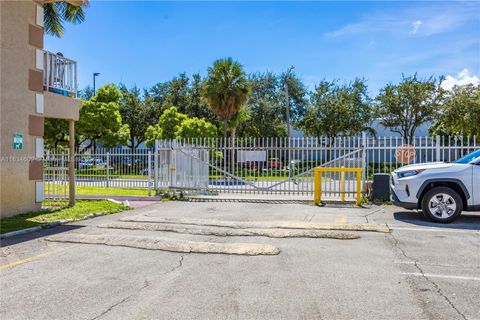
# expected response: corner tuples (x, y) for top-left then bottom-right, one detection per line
(44, 50), (78, 97)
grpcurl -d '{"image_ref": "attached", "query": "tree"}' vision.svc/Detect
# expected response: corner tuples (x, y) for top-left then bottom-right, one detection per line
(44, 1), (87, 38)
(148, 81), (171, 118)
(145, 106), (217, 145)
(431, 84), (480, 136)
(238, 99), (287, 137)
(228, 107), (251, 142)
(177, 118), (218, 139)
(78, 85), (94, 100)
(202, 58), (251, 139)
(119, 85), (156, 153)
(148, 74), (190, 116)
(186, 74), (220, 123)
(167, 73), (190, 114)
(300, 79), (374, 140)
(236, 71), (308, 138)
(239, 72), (284, 137)
(44, 118), (69, 149)
(227, 107), (251, 172)
(145, 106), (188, 145)
(280, 70), (309, 127)
(376, 74), (445, 141)
(76, 84), (130, 151)
(149, 74), (220, 126)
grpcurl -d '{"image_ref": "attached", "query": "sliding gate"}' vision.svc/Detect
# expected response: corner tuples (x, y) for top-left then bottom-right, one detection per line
(155, 138), (365, 200)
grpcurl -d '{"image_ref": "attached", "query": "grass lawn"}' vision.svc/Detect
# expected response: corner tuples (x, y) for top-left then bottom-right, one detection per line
(76, 186), (150, 197)
(0, 200), (130, 234)
(45, 183), (151, 197)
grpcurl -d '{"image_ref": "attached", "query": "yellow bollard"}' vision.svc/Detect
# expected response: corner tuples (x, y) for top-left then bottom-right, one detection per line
(314, 170), (321, 205)
(356, 170), (362, 206)
(340, 168), (345, 201)
(313, 167), (363, 206)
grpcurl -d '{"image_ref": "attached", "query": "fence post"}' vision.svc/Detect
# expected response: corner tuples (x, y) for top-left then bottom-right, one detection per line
(170, 141), (177, 188)
(340, 166), (345, 201)
(356, 170), (362, 206)
(106, 152), (110, 188)
(361, 132), (367, 194)
(147, 151), (152, 197)
(154, 140), (159, 195)
(435, 135), (441, 162)
(313, 169), (321, 205)
(68, 120), (76, 206)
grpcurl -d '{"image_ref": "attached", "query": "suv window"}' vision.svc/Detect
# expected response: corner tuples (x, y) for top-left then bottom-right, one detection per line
(455, 149), (480, 164)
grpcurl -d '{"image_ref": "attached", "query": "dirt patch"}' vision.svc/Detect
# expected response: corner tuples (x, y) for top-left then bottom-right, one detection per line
(100, 222), (360, 239)
(121, 216), (390, 233)
(45, 233), (280, 256)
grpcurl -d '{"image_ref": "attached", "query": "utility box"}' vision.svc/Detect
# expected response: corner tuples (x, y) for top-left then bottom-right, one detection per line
(372, 173), (390, 202)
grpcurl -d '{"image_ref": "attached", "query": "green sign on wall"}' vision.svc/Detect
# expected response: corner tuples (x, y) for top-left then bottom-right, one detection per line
(13, 133), (23, 150)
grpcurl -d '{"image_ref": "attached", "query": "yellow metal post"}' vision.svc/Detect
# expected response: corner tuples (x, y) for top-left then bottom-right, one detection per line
(314, 169), (321, 205)
(340, 169), (345, 201)
(356, 170), (361, 206)
(313, 167), (362, 206)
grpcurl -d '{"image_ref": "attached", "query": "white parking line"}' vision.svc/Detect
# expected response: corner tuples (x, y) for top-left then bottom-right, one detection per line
(389, 226), (480, 234)
(401, 272), (480, 282)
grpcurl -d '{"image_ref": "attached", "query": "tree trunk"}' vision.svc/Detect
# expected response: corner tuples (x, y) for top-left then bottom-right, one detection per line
(92, 140), (97, 170)
(130, 137), (136, 172)
(223, 119), (228, 140)
(231, 127), (236, 175)
(325, 136), (333, 163)
(223, 119), (228, 178)
(130, 137), (136, 154)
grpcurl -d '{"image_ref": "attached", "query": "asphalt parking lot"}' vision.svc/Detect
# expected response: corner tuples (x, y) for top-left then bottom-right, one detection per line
(1, 200), (479, 320)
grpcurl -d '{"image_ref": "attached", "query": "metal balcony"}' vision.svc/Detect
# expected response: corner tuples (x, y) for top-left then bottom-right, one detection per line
(43, 50), (78, 97)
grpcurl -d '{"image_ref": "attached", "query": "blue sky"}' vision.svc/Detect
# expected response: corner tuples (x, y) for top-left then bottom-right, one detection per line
(45, 1), (480, 95)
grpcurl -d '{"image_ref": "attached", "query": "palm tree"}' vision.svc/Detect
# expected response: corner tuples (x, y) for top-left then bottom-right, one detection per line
(227, 107), (251, 173)
(228, 107), (251, 144)
(203, 58), (251, 140)
(44, 1), (88, 38)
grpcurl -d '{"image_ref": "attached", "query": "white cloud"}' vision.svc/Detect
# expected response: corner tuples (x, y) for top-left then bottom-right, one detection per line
(411, 20), (422, 34)
(324, 22), (369, 39)
(441, 69), (480, 90)
(324, 3), (479, 39)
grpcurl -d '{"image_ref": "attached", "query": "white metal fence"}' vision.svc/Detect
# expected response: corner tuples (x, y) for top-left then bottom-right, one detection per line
(44, 135), (479, 201)
(364, 135), (480, 179)
(75, 148), (151, 189)
(44, 150), (69, 207)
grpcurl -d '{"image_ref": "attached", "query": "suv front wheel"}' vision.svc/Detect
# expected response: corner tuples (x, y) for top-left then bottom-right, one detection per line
(421, 187), (463, 223)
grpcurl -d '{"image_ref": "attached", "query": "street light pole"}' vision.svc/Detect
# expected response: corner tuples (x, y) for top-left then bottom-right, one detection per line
(284, 66), (295, 177)
(93, 72), (100, 95)
(284, 66), (294, 138)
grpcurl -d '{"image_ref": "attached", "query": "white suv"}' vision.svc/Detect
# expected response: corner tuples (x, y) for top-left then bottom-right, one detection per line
(391, 149), (480, 223)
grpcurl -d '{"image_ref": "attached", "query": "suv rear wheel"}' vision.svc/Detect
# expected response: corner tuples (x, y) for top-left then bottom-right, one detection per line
(421, 187), (463, 223)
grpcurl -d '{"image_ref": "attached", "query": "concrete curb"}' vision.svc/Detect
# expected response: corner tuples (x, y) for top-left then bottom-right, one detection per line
(0, 226), (43, 239)
(1, 210), (113, 239)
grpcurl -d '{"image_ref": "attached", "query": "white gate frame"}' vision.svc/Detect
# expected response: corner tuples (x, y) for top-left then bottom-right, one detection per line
(159, 138), (365, 197)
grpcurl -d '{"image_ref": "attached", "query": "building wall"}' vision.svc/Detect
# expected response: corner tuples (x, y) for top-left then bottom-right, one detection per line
(1, 0), (44, 217)
(44, 91), (81, 121)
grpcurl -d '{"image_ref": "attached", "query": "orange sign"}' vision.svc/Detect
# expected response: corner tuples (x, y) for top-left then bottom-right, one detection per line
(395, 145), (416, 164)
